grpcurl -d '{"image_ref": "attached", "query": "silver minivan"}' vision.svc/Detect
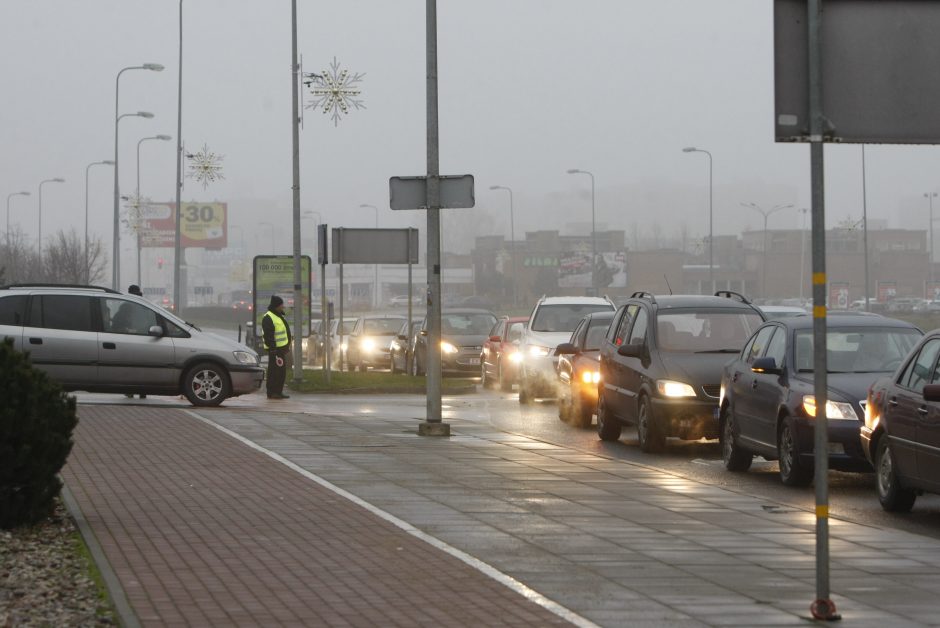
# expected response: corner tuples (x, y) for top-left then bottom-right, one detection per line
(0, 285), (263, 406)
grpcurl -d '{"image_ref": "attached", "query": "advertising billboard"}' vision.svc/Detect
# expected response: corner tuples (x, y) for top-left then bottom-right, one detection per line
(877, 281), (897, 303)
(828, 282), (850, 309)
(252, 255), (312, 338)
(140, 202), (228, 249)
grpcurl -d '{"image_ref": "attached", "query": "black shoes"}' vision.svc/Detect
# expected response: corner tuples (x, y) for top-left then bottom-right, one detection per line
(267, 393), (290, 399)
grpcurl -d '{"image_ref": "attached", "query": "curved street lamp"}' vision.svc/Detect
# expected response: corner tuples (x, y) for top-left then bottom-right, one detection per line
(489, 185), (517, 306)
(112, 62), (163, 290)
(566, 169), (596, 294)
(741, 201), (794, 299)
(682, 147), (714, 293)
(6, 190), (30, 247)
(38, 178), (65, 267)
(133, 134), (172, 285)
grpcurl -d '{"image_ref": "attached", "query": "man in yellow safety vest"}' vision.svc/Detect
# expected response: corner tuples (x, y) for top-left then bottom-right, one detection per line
(261, 295), (292, 399)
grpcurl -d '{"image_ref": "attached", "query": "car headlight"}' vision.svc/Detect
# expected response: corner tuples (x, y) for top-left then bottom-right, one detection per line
(233, 351), (259, 365)
(340, 341), (348, 351)
(802, 395), (859, 420)
(361, 337), (376, 352)
(301, 338), (309, 350)
(657, 379), (697, 398)
(441, 341), (459, 354)
(528, 345), (550, 357)
(581, 370), (601, 384)
(719, 383), (726, 407)
(508, 351), (523, 363)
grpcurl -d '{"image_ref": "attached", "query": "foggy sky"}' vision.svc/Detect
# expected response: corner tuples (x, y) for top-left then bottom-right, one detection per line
(3, 0), (939, 262)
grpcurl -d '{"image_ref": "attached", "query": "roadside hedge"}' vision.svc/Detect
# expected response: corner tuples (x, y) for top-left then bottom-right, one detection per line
(0, 338), (78, 529)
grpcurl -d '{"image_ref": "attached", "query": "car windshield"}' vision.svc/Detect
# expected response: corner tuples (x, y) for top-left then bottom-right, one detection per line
(441, 313), (498, 335)
(531, 304), (613, 332)
(794, 327), (922, 373)
(657, 310), (764, 352)
(363, 318), (404, 335)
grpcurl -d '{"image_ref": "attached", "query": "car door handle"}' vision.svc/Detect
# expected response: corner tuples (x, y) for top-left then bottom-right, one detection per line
(888, 398), (899, 406)
(918, 406), (929, 415)
(29, 337), (42, 345)
(102, 342), (116, 350)
(732, 372), (740, 383)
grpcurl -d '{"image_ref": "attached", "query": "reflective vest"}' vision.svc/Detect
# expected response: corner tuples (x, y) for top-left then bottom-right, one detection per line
(263, 311), (290, 349)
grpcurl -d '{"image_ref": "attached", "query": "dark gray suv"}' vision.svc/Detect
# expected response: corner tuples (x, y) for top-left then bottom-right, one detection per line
(0, 284), (264, 406)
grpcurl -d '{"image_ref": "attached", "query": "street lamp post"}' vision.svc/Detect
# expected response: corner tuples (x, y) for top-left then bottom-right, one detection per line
(741, 202), (794, 299)
(85, 161), (114, 283)
(799, 208), (809, 303)
(135, 134), (172, 285)
(926, 192), (938, 295)
(359, 204), (380, 308)
(682, 147), (714, 293)
(5, 191), (30, 248)
(37, 178), (65, 268)
(113, 63), (163, 291)
(566, 169), (596, 295)
(489, 185), (517, 306)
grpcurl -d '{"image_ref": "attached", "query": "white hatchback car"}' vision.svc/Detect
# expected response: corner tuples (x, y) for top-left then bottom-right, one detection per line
(518, 295), (615, 403)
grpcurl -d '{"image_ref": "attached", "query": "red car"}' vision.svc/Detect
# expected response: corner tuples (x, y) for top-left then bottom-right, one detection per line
(481, 316), (528, 391)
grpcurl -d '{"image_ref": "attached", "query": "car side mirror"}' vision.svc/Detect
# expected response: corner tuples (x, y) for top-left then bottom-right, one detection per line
(555, 342), (578, 355)
(148, 325), (164, 337)
(751, 356), (781, 375)
(489, 335), (501, 343)
(924, 384), (940, 402)
(617, 343), (643, 358)
(420, 329), (428, 336)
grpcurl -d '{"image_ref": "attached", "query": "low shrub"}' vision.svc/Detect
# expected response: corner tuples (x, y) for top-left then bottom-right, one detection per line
(0, 338), (78, 529)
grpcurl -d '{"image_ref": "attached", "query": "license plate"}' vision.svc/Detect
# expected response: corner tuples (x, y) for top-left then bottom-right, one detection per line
(468, 358), (480, 365)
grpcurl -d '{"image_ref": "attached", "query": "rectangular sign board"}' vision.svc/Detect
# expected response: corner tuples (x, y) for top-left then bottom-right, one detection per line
(331, 228), (420, 264)
(389, 175), (475, 210)
(775, 0), (940, 144)
(140, 202), (228, 249)
(252, 255), (312, 337)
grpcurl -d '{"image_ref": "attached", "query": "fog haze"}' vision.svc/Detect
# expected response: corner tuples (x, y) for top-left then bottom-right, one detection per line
(3, 0), (938, 262)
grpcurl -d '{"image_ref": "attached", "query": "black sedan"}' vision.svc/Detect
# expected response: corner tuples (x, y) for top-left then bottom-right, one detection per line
(719, 314), (922, 486)
(555, 311), (615, 428)
(864, 330), (940, 511)
(411, 309), (498, 376)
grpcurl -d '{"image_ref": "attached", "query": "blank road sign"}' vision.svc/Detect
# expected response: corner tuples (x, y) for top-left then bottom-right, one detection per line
(389, 175), (475, 210)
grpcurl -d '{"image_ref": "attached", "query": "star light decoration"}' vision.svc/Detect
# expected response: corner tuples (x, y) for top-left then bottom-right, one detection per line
(121, 193), (152, 233)
(304, 57), (365, 126)
(186, 143), (225, 189)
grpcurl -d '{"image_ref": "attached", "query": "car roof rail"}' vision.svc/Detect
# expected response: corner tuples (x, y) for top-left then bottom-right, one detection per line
(715, 290), (751, 304)
(1, 283), (121, 294)
(630, 291), (657, 304)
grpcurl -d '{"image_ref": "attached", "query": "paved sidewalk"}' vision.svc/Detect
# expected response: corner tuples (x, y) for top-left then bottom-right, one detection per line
(63, 401), (940, 627)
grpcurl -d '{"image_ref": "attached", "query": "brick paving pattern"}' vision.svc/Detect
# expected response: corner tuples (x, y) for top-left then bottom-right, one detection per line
(62, 405), (571, 627)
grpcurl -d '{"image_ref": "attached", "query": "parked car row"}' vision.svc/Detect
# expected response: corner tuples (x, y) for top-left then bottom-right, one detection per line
(542, 289), (940, 512)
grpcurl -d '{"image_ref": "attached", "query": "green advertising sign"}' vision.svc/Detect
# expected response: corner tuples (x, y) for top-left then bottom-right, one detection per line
(252, 255), (312, 338)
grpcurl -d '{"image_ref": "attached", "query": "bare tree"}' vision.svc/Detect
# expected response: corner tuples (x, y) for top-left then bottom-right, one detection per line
(0, 227), (40, 284)
(41, 228), (108, 284)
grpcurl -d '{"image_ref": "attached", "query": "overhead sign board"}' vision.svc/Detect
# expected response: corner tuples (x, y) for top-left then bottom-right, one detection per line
(389, 175), (475, 210)
(140, 202), (228, 249)
(775, 0), (940, 144)
(331, 228), (419, 264)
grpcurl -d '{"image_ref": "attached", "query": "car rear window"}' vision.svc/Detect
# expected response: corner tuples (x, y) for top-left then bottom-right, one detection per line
(656, 310), (763, 352)
(28, 295), (94, 332)
(531, 304), (613, 332)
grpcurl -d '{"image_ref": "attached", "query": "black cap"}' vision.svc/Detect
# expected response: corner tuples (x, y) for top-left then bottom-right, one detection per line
(128, 285), (142, 296)
(269, 295), (284, 308)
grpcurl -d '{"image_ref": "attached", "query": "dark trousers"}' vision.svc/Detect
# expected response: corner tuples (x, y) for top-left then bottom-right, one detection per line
(266, 345), (292, 396)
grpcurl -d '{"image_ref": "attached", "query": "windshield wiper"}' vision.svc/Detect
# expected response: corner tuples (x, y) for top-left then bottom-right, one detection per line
(695, 348), (740, 354)
(185, 321), (201, 330)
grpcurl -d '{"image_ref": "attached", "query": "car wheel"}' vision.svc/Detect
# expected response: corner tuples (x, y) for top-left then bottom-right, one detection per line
(557, 386), (571, 422)
(777, 416), (813, 487)
(720, 408), (753, 472)
(481, 362), (492, 389)
(182, 362), (230, 407)
(411, 352), (424, 377)
(390, 354), (399, 375)
(518, 370), (532, 404)
(573, 387), (594, 429)
(498, 361), (513, 392)
(637, 395), (665, 453)
(596, 392), (622, 441)
(876, 435), (917, 512)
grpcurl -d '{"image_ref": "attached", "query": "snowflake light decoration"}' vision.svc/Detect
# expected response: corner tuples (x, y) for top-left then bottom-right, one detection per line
(186, 143), (225, 189)
(121, 194), (152, 232)
(304, 57), (365, 126)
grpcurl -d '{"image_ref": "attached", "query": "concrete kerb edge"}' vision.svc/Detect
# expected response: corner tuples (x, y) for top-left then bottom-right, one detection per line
(183, 409), (599, 628)
(60, 483), (141, 628)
